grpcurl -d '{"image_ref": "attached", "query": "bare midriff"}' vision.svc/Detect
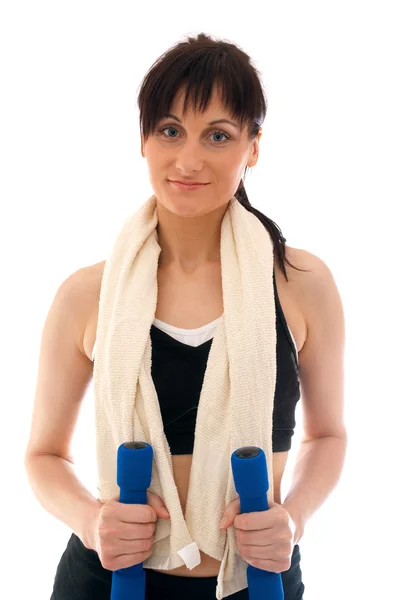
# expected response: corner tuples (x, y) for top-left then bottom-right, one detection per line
(153, 450), (289, 577)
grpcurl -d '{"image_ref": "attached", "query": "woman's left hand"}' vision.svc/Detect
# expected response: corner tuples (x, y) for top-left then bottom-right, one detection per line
(219, 499), (295, 573)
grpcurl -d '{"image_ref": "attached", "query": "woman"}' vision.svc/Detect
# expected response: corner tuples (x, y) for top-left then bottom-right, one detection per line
(25, 33), (347, 599)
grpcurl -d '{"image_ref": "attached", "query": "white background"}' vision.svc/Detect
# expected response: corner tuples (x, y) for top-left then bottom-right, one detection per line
(1, 1), (397, 598)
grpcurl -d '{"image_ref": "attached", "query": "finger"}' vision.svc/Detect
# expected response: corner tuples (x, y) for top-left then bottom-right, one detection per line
(235, 511), (274, 531)
(245, 558), (285, 573)
(117, 503), (156, 524)
(238, 541), (273, 559)
(240, 542), (291, 562)
(238, 526), (289, 545)
(236, 529), (272, 546)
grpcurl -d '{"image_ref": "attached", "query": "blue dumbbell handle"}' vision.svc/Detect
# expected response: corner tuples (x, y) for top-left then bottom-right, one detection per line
(110, 442), (153, 600)
(231, 446), (284, 600)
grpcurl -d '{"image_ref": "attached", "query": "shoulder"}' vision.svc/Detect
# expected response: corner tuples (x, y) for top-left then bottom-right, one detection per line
(276, 246), (344, 348)
(280, 245), (330, 280)
(58, 260), (105, 305)
(284, 246), (344, 323)
(56, 260), (106, 355)
(285, 246), (345, 366)
(280, 246), (342, 301)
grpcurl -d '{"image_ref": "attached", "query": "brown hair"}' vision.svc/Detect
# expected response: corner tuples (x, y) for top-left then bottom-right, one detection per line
(137, 32), (309, 281)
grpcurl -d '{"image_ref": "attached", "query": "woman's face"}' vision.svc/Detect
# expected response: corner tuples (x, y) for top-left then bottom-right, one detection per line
(141, 85), (262, 218)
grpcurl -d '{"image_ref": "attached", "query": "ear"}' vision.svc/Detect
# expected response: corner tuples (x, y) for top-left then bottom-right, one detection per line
(248, 131), (262, 168)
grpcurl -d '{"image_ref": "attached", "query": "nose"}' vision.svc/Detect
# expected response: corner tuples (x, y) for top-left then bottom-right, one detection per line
(174, 140), (205, 173)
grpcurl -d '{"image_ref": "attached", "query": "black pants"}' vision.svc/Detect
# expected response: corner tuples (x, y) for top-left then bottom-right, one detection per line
(50, 533), (305, 599)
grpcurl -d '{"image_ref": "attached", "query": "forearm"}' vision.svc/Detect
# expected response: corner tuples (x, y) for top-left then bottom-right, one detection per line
(282, 434), (348, 545)
(25, 454), (102, 550)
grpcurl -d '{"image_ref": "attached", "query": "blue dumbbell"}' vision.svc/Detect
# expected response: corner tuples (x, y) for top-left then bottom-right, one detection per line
(231, 446), (284, 599)
(110, 441), (153, 600)
(111, 442), (284, 600)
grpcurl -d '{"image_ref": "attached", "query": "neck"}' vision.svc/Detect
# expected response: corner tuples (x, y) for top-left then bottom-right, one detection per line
(156, 201), (229, 273)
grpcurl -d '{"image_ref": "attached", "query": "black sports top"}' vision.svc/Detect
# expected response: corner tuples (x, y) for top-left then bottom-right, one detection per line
(147, 269), (300, 454)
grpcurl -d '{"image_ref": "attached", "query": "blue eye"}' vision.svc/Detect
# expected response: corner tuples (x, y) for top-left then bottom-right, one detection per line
(158, 125), (230, 144)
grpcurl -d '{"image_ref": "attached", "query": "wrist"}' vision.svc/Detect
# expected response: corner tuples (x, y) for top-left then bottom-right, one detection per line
(79, 500), (102, 551)
(282, 499), (305, 545)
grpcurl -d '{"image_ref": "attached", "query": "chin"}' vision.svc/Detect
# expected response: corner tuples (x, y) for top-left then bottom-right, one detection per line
(155, 188), (207, 215)
(170, 202), (208, 218)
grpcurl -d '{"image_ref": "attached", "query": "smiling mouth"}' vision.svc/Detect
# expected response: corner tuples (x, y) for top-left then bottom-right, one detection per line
(169, 180), (209, 190)
(171, 180), (209, 185)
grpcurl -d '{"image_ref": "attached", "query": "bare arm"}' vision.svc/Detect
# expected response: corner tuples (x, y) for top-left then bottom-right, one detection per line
(25, 454), (101, 549)
(281, 251), (348, 543)
(24, 265), (102, 549)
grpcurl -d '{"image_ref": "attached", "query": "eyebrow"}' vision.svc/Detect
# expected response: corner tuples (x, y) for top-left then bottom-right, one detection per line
(162, 113), (240, 129)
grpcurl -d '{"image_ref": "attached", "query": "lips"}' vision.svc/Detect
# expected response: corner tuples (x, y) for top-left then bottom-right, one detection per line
(171, 180), (208, 185)
(169, 180), (209, 191)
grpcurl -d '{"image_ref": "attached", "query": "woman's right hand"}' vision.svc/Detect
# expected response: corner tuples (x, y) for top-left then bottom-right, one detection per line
(89, 491), (170, 571)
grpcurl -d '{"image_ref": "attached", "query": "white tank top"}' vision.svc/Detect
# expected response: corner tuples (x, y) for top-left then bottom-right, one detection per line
(91, 316), (223, 361)
(91, 316), (297, 361)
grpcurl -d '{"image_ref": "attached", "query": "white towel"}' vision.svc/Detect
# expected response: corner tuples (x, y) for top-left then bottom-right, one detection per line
(93, 193), (277, 598)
